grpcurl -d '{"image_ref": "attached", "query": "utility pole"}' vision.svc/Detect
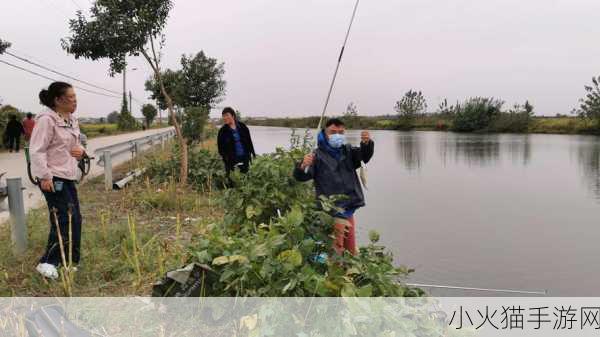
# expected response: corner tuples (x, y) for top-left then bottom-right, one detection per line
(129, 91), (132, 114)
(122, 66), (126, 99)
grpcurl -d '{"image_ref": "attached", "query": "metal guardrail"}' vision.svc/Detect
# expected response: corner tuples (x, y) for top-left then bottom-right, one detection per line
(94, 128), (176, 167)
(0, 172), (7, 202)
(94, 128), (176, 190)
(0, 129), (176, 256)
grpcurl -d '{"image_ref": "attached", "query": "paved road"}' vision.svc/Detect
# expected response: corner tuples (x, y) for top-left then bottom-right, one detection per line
(0, 127), (174, 223)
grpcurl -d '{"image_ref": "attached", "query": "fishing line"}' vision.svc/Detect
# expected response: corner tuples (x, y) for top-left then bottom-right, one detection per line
(315, 0), (361, 133)
(305, 0), (361, 174)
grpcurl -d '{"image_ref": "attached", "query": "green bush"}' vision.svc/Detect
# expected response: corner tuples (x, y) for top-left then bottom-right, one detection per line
(182, 106), (209, 144)
(452, 97), (503, 132)
(186, 146), (422, 297)
(488, 111), (531, 133)
(145, 145), (227, 192)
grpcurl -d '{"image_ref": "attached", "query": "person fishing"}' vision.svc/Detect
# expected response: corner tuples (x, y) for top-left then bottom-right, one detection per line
(217, 107), (256, 185)
(30, 81), (86, 279)
(294, 118), (374, 255)
(5, 114), (25, 152)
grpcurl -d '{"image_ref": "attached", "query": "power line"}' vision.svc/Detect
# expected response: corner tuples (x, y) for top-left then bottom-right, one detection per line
(10, 48), (67, 72)
(5, 50), (148, 104)
(4, 51), (123, 96)
(0, 58), (121, 99)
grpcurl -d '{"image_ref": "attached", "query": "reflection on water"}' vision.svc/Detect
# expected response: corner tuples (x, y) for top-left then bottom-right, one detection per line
(395, 133), (532, 169)
(577, 140), (600, 200)
(507, 135), (532, 166)
(250, 126), (600, 295)
(396, 132), (424, 171)
(438, 133), (501, 167)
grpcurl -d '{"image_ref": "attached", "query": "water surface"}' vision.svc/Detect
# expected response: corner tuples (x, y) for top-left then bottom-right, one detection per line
(250, 126), (600, 296)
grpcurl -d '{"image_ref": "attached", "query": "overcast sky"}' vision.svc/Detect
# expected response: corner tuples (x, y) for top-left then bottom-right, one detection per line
(1, 0), (600, 118)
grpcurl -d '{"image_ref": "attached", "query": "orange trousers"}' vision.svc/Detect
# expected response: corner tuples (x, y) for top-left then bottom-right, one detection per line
(333, 216), (357, 255)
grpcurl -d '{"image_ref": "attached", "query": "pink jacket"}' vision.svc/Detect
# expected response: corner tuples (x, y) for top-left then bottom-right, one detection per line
(30, 110), (83, 181)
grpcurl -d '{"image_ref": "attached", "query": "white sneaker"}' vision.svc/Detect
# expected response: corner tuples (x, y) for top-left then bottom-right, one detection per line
(36, 263), (59, 280)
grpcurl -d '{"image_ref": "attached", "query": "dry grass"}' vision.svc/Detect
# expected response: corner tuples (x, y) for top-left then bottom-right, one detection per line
(0, 142), (223, 296)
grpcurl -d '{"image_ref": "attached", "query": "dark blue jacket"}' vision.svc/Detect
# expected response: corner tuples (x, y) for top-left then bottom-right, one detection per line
(217, 122), (256, 168)
(294, 134), (374, 212)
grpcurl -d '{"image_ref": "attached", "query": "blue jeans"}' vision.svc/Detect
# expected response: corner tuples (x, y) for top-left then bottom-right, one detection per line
(40, 178), (82, 266)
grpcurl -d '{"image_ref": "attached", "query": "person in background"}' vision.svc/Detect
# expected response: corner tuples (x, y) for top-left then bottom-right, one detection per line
(30, 81), (86, 280)
(5, 114), (24, 152)
(22, 113), (35, 142)
(217, 107), (256, 184)
(293, 118), (374, 256)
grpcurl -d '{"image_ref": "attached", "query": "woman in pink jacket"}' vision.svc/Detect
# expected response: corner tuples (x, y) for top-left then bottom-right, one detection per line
(30, 82), (86, 280)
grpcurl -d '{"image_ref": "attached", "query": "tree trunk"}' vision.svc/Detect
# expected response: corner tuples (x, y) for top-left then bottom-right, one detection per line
(141, 47), (188, 186)
(160, 82), (188, 186)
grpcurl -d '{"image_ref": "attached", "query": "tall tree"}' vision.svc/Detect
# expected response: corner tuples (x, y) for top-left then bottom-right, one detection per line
(0, 38), (11, 55)
(141, 104), (158, 127)
(524, 100), (534, 115)
(577, 76), (600, 130)
(118, 93), (137, 130)
(144, 69), (182, 110)
(394, 90), (427, 129)
(179, 51), (226, 107)
(145, 51), (226, 109)
(345, 102), (358, 118)
(106, 111), (119, 124)
(344, 102), (359, 128)
(182, 106), (209, 144)
(62, 0), (191, 185)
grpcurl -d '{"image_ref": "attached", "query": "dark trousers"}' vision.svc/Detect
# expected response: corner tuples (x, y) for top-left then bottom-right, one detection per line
(225, 158), (249, 187)
(40, 178), (82, 267)
(7, 135), (20, 152)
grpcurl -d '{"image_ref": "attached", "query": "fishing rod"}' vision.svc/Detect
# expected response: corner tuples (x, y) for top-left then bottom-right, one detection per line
(316, 0), (360, 133)
(406, 283), (548, 295)
(305, 0), (361, 173)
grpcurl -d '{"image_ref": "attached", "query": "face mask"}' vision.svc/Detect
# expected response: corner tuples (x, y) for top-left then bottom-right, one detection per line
(328, 134), (346, 148)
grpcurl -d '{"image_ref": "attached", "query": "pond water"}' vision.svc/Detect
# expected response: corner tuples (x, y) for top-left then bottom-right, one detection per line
(250, 126), (600, 296)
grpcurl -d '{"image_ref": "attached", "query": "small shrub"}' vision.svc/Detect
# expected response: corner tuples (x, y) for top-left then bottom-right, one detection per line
(452, 97), (504, 132)
(145, 144), (227, 192)
(185, 144), (421, 297)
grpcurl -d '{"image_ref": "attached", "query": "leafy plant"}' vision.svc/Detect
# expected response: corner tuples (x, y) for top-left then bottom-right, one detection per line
(488, 101), (533, 133)
(452, 97), (504, 132)
(344, 102), (359, 128)
(182, 106), (209, 145)
(145, 51), (226, 110)
(395, 90), (427, 130)
(141, 104), (158, 128)
(106, 111), (119, 124)
(62, 0), (191, 185)
(118, 94), (139, 131)
(0, 38), (11, 55)
(184, 145), (421, 297)
(146, 145), (227, 192)
(576, 76), (600, 130)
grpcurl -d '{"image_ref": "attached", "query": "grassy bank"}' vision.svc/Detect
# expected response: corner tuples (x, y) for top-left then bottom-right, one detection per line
(0, 141), (222, 296)
(246, 115), (600, 135)
(1, 137), (419, 297)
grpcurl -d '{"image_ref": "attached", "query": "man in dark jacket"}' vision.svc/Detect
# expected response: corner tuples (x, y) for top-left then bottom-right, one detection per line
(294, 118), (374, 255)
(217, 107), (256, 183)
(5, 114), (25, 152)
